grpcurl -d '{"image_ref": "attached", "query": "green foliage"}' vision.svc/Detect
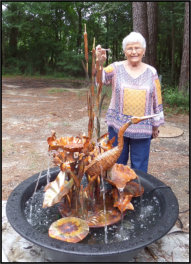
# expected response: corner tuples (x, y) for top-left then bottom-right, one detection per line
(163, 87), (189, 114)
(56, 51), (85, 77)
(101, 85), (112, 110)
(2, 2), (132, 76)
(48, 88), (68, 94)
(102, 85), (112, 99)
(2, 1), (186, 92)
(157, 2), (185, 86)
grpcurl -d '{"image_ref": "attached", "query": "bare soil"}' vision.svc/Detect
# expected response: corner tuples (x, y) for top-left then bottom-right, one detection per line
(2, 77), (189, 232)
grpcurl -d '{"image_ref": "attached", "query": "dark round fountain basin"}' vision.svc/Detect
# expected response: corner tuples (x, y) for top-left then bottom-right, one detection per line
(6, 167), (179, 262)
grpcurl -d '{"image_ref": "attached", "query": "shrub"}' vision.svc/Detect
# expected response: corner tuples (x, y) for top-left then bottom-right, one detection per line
(162, 86), (189, 114)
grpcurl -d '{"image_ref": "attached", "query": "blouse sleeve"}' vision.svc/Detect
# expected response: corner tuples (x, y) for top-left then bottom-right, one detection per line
(102, 63), (115, 85)
(152, 73), (165, 127)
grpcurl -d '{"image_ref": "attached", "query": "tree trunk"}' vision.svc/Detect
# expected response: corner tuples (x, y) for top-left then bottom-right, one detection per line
(147, 2), (158, 68)
(112, 40), (115, 61)
(115, 40), (118, 60)
(132, 2), (149, 64)
(8, 3), (19, 58)
(9, 28), (18, 57)
(76, 7), (82, 54)
(105, 14), (109, 65)
(179, 2), (189, 92)
(171, 2), (175, 83)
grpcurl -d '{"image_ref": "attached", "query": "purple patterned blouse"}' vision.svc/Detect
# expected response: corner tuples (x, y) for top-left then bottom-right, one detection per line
(102, 61), (164, 139)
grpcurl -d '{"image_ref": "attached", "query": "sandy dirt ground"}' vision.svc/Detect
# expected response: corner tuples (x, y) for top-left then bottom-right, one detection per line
(2, 77), (189, 233)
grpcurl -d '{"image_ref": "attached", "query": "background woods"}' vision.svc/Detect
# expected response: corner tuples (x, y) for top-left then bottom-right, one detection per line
(2, 1), (189, 93)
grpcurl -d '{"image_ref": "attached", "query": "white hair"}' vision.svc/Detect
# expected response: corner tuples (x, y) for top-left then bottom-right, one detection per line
(122, 32), (146, 52)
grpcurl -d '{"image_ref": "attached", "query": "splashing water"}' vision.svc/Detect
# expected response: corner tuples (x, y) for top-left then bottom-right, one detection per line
(46, 156), (51, 185)
(100, 166), (108, 244)
(25, 186), (61, 232)
(118, 187), (125, 238)
(136, 174), (143, 215)
(28, 171), (43, 223)
(24, 187), (162, 244)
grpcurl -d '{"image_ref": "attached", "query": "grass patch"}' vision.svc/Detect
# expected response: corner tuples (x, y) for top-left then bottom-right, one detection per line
(2, 74), (85, 81)
(76, 90), (87, 98)
(2, 141), (14, 155)
(164, 104), (189, 115)
(48, 88), (68, 94)
(63, 121), (71, 127)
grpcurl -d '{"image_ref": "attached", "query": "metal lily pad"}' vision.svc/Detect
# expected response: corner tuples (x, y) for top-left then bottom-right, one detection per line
(63, 143), (84, 152)
(47, 132), (86, 152)
(86, 192), (123, 227)
(87, 208), (122, 228)
(49, 217), (89, 243)
(107, 164), (138, 189)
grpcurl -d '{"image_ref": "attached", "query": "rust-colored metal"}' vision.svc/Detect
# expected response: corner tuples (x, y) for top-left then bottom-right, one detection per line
(87, 90), (94, 139)
(49, 217), (89, 243)
(84, 24), (88, 73)
(43, 171), (74, 208)
(44, 116), (156, 218)
(91, 37), (95, 101)
(86, 191), (125, 227)
(48, 132), (85, 153)
(97, 133), (115, 152)
(63, 143), (83, 152)
(84, 121), (132, 176)
(87, 208), (121, 228)
(113, 194), (134, 213)
(107, 164), (138, 189)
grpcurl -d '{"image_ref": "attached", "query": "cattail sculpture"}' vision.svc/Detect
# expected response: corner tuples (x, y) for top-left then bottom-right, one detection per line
(84, 24), (88, 74)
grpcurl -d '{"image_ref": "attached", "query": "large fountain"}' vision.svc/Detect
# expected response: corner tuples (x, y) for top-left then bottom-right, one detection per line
(6, 26), (179, 262)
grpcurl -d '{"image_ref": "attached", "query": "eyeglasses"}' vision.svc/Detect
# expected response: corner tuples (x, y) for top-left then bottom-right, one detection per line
(126, 47), (143, 53)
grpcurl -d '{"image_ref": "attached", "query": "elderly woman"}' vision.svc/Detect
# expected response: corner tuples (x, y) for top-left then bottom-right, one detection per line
(96, 31), (164, 173)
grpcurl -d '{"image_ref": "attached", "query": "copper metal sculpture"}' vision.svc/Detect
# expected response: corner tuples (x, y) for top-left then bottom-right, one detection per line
(42, 25), (159, 243)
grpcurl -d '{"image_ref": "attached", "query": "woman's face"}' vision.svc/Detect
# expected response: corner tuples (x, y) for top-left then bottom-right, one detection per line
(125, 42), (145, 65)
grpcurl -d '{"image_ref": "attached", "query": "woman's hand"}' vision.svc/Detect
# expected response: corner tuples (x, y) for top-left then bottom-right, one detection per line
(152, 126), (159, 138)
(96, 45), (107, 65)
